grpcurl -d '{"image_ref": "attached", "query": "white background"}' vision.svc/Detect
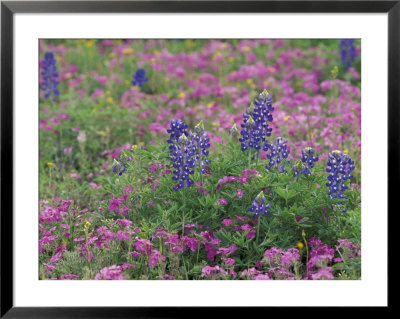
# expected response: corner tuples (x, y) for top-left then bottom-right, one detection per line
(14, 13), (388, 306)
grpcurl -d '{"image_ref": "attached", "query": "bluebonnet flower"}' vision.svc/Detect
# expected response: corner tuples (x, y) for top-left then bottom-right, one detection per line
(326, 150), (355, 200)
(167, 120), (196, 191)
(265, 137), (290, 173)
(239, 90), (274, 155)
(170, 133), (197, 191)
(167, 119), (188, 144)
(167, 119), (212, 190)
(41, 52), (60, 100)
(229, 123), (238, 140)
(132, 68), (148, 87)
(112, 155), (132, 176)
(339, 39), (357, 71)
(292, 147), (319, 177)
(249, 191), (270, 217)
(190, 120), (211, 174)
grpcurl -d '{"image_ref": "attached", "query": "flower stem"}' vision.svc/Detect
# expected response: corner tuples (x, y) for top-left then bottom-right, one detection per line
(248, 149), (252, 168)
(302, 230), (309, 276)
(256, 215), (261, 244)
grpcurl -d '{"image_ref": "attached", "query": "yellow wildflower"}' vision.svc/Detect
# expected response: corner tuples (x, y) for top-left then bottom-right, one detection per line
(139, 142), (145, 146)
(212, 51), (222, 60)
(343, 149), (349, 154)
(132, 145), (138, 150)
(284, 115), (291, 121)
(106, 97), (114, 104)
(185, 39), (195, 50)
(85, 40), (95, 48)
(47, 162), (54, 167)
(297, 242), (304, 249)
(206, 102), (214, 109)
(122, 48), (134, 55)
(177, 92), (185, 99)
(331, 66), (339, 79)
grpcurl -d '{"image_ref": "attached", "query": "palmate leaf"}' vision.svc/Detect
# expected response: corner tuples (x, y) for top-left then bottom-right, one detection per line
(275, 187), (297, 201)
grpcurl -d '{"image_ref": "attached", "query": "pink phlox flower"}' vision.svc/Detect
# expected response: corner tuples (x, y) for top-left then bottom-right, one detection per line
(254, 274), (271, 280)
(225, 258), (236, 266)
(113, 219), (132, 229)
(281, 248), (300, 267)
(204, 245), (218, 262)
(63, 146), (73, 155)
(89, 182), (102, 189)
(217, 243), (237, 256)
(216, 176), (238, 189)
(182, 236), (200, 252)
(123, 186), (133, 193)
(134, 237), (153, 255)
(91, 88), (104, 98)
(238, 176), (250, 184)
(108, 198), (122, 214)
(234, 215), (246, 222)
(242, 169), (262, 177)
(43, 263), (56, 273)
(148, 249), (166, 267)
(39, 234), (58, 253)
(201, 265), (228, 279)
(116, 231), (130, 241)
(121, 263), (136, 271)
(221, 219), (233, 227)
(130, 251), (144, 258)
(241, 224), (252, 231)
(94, 265), (126, 280)
(268, 266), (295, 280)
(149, 122), (165, 133)
(245, 230), (256, 239)
(148, 164), (158, 172)
(240, 268), (263, 279)
(86, 253), (95, 261)
(59, 274), (79, 280)
(153, 231), (167, 239)
(310, 267), (334, 280)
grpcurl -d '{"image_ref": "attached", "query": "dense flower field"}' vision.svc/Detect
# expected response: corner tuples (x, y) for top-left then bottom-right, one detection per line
(39, 39), (361, 280)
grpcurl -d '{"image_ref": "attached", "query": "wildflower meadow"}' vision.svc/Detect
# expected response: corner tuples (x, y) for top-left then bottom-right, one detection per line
(39, 39), (361, 281)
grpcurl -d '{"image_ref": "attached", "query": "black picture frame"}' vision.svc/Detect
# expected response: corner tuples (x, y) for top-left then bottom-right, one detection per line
(1, 0), (396, 317)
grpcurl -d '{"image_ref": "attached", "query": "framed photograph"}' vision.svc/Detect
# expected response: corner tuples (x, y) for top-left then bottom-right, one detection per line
(1, 0), (395, 316)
